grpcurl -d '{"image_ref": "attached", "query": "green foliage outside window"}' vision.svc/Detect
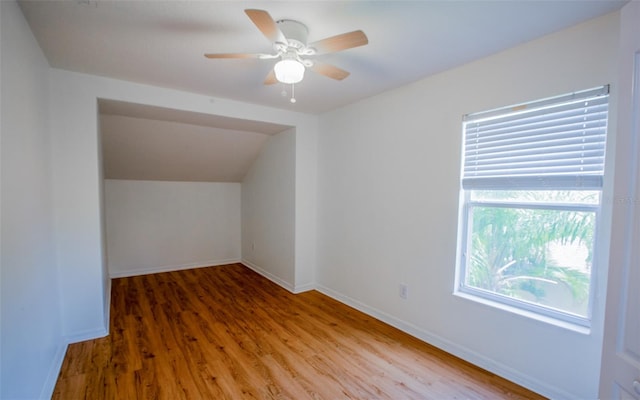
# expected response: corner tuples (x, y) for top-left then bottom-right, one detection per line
(466, 191), (596, 317)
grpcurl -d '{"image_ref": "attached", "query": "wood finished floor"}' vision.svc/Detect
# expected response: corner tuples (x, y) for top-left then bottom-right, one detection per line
(53, 263), (545, 399)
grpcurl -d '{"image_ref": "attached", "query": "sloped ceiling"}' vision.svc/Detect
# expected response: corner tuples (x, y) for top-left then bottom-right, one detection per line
(99, 100), (291, 182)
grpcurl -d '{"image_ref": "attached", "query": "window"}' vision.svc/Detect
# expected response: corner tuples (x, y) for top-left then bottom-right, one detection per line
(456, 86), (609, 326)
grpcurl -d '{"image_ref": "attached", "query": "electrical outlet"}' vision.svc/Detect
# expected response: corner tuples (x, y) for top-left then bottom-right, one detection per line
(251, 242), (255, 251)
(399, 284), (408, 299)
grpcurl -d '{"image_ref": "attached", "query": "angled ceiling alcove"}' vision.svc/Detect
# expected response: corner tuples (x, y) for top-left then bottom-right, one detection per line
(98, 99), (293, 182)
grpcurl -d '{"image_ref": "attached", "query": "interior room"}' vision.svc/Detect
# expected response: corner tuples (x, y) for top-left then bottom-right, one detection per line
(2, 1), (639, 399)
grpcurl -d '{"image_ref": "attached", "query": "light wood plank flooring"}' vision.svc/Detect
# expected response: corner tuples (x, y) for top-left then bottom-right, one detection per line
(53, 263), (545, 399)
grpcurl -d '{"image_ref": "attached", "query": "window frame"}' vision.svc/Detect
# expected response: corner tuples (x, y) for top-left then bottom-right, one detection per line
(455, 86), (609, 328)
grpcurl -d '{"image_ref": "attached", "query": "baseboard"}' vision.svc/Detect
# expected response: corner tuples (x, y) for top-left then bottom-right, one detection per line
(109, 258), (241, 278)
(240, 259), (296, 293)
(104, 277), (112, 334)
(292, 282), (315, 294)
(63, 327), (109, 345)
(314, 284), (575, 400)
(39, 341), (69, 399)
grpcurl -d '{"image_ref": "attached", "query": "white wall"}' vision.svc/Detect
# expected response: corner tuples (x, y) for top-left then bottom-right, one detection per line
(294, 120), (317, 290)
(104, 180), (241, 277)
(241, 129), (297, 290)
(0, 1), (65, 398)
(316, 12), (619, 400)
(48, 68), (318, 340)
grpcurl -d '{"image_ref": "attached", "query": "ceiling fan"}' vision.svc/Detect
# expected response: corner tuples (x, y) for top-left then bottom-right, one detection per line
(204, 9), (368, 102)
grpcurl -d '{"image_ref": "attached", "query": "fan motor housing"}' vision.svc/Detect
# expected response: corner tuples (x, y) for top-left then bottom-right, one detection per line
(276, 19), (309, 49)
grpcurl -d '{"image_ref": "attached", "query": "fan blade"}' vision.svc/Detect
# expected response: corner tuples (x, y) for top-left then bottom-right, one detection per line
(264, 69), (278, 85)
(308, 30), (368, 55)
(245, 9), (287, 45)
(311, 61), (350, 81)
(205, 53), (261, 59)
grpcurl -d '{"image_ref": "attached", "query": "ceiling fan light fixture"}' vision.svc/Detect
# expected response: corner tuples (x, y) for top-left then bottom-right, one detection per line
(274, 58), (305, 84)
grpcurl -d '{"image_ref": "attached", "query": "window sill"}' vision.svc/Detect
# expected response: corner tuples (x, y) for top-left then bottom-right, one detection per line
(453, 290), (592, 335)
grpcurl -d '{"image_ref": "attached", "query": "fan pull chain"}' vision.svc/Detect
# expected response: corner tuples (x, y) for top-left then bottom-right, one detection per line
(281, 84), (297, 104)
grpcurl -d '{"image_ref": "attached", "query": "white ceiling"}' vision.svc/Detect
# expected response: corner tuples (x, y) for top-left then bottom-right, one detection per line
(18, 0), (627, 182)
(19, 0), (626, 115)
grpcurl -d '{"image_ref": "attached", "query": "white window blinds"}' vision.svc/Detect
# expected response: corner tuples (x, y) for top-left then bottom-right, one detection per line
(462, 86), (609, 190)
